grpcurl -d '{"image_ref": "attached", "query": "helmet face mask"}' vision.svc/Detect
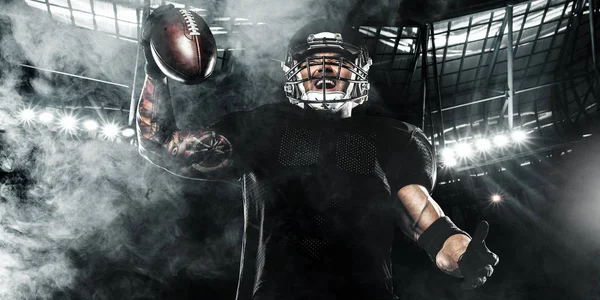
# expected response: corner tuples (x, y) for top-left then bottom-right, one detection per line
(283, 23), (372, 114)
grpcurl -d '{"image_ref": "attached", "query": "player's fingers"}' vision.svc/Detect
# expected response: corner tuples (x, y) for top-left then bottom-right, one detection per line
(476, 265), (494, 277)
(479, 276), (487, 287)
(150, 4), (174, 17)
(485, 251), (499, 266)
(472, 221), (489, 243)
(460, 277), (485, 290)
(144, 4), (174, 33)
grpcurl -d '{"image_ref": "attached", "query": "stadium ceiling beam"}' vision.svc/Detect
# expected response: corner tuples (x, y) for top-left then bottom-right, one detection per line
(357, 19), (422, 28)
(436, 0), (530, 24)
(526, 1), (571, 138)
(453, 16), (474, 134)
(44, 0), (52, 18)
(556, 0), (584, 73)
(481, 6), (509, 90)
(566, 78), (590, 121)
(387, 27), (404, 87)
(506, 4), (515, 129)
(420, 24), (429, 130)
(552, 0), (585, 129)
(402, 27), (422, 98)
(89, 0), (99, 30)
(420, 24), (436, 157)
(470, 10), (498, 134)
(587, 0), (600, 90)
(429, 24), (445, 148)
(432, 71), (594, 113)
(128, 3), (146, 126)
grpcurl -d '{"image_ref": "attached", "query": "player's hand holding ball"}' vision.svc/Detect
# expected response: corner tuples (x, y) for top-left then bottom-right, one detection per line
(141, 4), (217, 84)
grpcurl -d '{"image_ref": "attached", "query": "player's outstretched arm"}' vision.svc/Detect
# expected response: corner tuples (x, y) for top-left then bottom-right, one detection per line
(395, 184), (499, 289)
(136, 5), (233, 180)
(392, 128), (498, 289)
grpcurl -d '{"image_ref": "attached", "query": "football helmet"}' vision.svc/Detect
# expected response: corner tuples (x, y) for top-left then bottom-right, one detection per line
(282, 20), (372, 113)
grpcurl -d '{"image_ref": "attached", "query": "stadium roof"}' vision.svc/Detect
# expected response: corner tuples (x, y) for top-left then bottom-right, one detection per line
(15, 0), (600, 171)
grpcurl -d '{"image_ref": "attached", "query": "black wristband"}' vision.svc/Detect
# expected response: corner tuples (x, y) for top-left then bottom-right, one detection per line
(417, 216), (470, 261)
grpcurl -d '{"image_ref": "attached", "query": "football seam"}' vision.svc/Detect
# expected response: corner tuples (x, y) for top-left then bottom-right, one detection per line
(180, 9), (204, 76)
(179, 9), (201, 36)
(194, 36), (202, 74)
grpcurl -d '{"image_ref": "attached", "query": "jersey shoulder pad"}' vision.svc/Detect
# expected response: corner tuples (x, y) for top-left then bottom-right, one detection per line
(362, 115), (418, 136)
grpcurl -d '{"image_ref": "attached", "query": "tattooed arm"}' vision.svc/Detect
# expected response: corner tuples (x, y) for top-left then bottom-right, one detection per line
(136, 75), (234, 180)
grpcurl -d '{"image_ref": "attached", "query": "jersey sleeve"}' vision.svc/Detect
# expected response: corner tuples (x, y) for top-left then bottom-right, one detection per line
(386, 127), (437, 194)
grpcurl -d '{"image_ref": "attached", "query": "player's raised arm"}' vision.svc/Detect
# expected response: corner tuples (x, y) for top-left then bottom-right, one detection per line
(136, 5), (233, 180)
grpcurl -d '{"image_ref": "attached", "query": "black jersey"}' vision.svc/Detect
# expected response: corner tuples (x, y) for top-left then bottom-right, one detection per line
(209, 103), (436, 300)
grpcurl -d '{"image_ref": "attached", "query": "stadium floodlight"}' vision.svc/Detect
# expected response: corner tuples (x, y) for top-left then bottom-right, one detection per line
(441, 148), (458, 167)
(511, 130), (527, 143)
(475, 138), (492, 152)
(491, 194), (502, 202)
(83, 120), (99, 131)
(493, 135), (509, 147)
(101, 123), (120, 140)
(18, 108), (35, 124)
(121, 128), (136, 138)
(58, 115), (78, 134)
(454, 143), (473, 158)
(444, 156), (458, 167)
(38, 111), (53, 123)
(441, 148), (455, 160)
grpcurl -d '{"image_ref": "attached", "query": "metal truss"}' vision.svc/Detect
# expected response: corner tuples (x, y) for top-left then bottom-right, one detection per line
(412, 0), (597, 146)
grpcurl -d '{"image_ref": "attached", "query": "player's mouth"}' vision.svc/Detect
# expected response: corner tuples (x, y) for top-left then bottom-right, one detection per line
(313, 78), (338, 91)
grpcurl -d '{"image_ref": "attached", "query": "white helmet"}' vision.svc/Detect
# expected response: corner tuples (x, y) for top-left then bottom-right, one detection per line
(282, 20), (372, 113)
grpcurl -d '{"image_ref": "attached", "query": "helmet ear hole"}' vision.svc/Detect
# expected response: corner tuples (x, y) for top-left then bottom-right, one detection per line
(284, 85), (293, 94)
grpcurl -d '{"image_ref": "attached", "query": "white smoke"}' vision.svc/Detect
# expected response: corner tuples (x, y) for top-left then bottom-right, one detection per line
(0, 1), (245, 299)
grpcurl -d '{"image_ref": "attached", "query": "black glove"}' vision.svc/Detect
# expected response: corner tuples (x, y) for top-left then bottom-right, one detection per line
(141, 4), (175, 78)
(458, 221), (499, 289)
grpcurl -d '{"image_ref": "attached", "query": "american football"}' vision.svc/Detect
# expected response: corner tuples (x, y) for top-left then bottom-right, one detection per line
(150, 9), (217, 84)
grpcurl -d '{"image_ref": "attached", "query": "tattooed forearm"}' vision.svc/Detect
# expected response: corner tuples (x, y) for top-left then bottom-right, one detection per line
(136, 75), (177, 148)
(135, 75), (234, 179)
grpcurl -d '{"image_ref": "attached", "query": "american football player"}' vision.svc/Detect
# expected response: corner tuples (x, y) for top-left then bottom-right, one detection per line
(137, 5), (499, 300)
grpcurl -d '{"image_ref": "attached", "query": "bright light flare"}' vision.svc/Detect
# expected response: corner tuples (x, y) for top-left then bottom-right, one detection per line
(121, 128), (136, 138)
(475, 138), (492, 152)
(511, 130), (527, 143)
(491, 194), (502, 203)
(58, 115), (78, 134)
(454, 143), (473, 158)
(39, 112), (53, 123)
(441, 148), (455, 160)
(83, 120), (99, 131)
(493, 135), (509, 147)
(18, 109), (35, 124)
(444, 156), (458, 167)
(101, 123), (120, 140)
(441, 148), (458, 167)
